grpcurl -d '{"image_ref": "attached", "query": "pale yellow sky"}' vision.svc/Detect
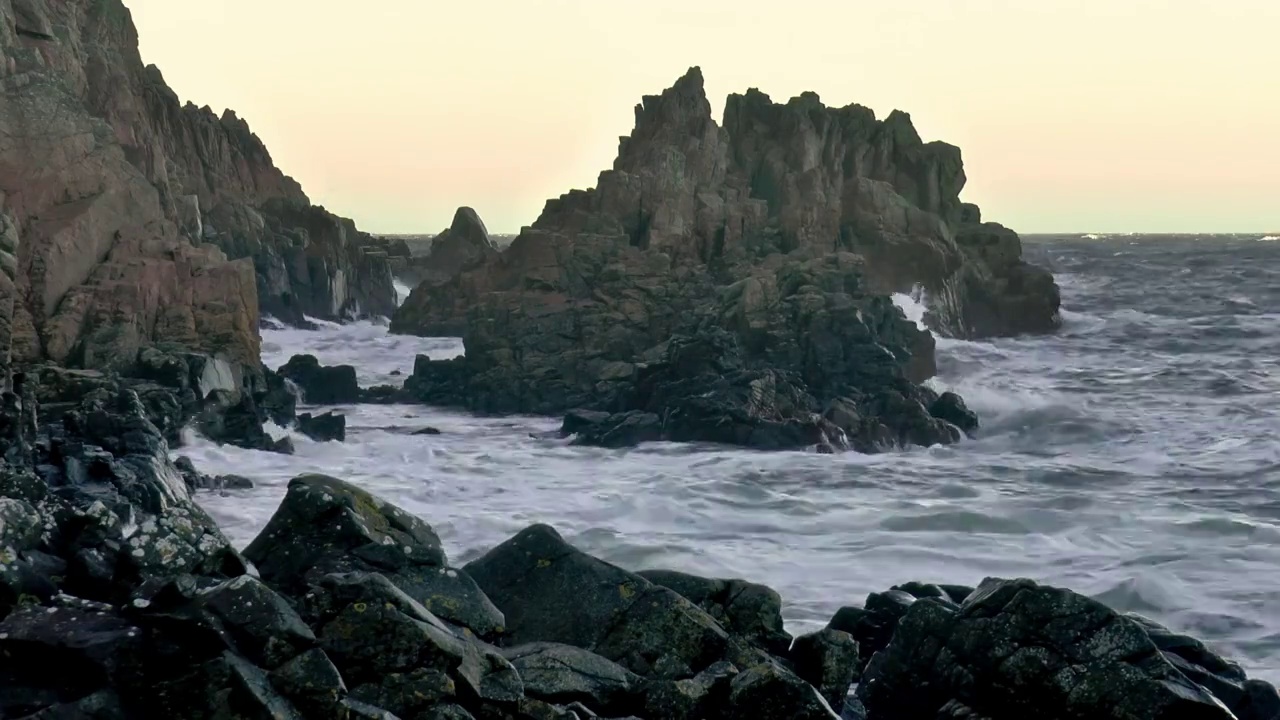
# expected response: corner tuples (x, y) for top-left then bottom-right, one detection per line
(129, 0), (1279, 235)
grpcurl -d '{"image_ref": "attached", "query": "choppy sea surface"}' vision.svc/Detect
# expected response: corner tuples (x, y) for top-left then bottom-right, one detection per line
(180, 234), (1280, 682)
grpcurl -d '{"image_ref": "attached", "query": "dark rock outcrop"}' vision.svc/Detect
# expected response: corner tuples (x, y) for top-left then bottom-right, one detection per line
(390, 207), (500, 332)
(243, 474), (505, 639)
(278, 353), (361, 405)
(298, 410), (346, 442)
(853, 578), (1254, 720)
(393, 68), (1055, 452)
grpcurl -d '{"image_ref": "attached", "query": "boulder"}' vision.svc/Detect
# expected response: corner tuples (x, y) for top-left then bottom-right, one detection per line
(244, 475), (505, 638)
(724, 662), (840, 720)
(642, 660), (739, 720)
(268, 648), (348, 718)
(279, 354), (362, 405)
(787, 629), (859, 710)
(299, 411), (346, 442)
(463, 524), (730, 677)
(827, 587), (927, 673)
(637, 569), (792, 656)
(856, 578), (1238, 720)
(318, 599), (522, 704)
(502, 643), (640, 712)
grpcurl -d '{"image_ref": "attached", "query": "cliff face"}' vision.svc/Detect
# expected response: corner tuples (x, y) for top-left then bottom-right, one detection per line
(396, 68), (1059, 342)
(0, 0), (396, 383)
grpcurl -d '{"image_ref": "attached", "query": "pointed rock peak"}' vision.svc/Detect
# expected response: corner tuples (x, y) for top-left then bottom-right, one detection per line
(672, 66), (705, 94)
(884, 109), (923, 145)
(449, 206), (492, 245)
(632, 66), (715, 135)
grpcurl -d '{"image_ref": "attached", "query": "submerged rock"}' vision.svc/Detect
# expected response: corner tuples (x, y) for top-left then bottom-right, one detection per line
(298, 410), (346, 442)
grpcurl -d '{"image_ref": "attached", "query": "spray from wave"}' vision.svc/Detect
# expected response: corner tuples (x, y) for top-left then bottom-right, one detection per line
(394, 278), (414, 306)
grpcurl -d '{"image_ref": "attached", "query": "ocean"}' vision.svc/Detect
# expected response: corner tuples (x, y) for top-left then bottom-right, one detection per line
(177, 233), (1280, 683)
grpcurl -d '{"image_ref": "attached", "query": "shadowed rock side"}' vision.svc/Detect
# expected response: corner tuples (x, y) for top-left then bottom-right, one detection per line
(388, 206), (500, 318)
(0, 0), (397, 379)
(0, 382), (1271, 720)
(393, 68), (1019, 451)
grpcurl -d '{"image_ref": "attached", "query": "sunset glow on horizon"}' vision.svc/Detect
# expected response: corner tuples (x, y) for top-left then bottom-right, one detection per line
(128, 0), (1279, 236)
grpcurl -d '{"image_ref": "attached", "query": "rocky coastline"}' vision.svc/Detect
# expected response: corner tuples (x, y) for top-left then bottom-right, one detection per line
(1, 378), (1276, 719)
(3, 0), (1271, 718)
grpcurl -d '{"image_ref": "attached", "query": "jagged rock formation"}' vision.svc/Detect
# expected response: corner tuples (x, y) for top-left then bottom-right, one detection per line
(0, 0), (397, 385)
(393, 68), (1037, 451)
(390, 206), (500, 333)
(395, 67), (1059, 342)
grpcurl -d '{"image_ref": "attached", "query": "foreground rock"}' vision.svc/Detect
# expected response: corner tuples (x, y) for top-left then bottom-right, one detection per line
(856, 578), (1246, 719)
(244, 473), (506, 639)
(1, 400), (1273, 720)
(393, 69), (1036, 452)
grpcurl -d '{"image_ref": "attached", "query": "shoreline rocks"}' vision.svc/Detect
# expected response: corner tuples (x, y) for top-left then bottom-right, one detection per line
(0, 378), (1272, 720)
(0, 365), (1263, 719)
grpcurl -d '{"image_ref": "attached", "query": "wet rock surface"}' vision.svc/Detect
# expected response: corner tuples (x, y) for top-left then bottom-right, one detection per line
(0, 381), (1272, 720)
(299, 410), (347, 442)
(279, 354), (362, 405)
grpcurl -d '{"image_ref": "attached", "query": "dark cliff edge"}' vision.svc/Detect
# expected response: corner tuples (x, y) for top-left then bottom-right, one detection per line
(389, 68), (1060, 452)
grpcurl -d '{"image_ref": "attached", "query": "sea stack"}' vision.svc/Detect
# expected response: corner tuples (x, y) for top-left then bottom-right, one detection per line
(392, 67), (1056, 452)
